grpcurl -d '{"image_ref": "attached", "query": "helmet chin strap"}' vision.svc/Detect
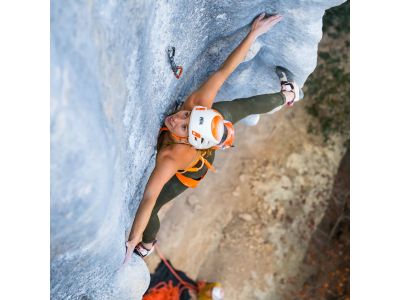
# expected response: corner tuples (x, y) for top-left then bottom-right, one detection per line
(170, 131), (189, 142)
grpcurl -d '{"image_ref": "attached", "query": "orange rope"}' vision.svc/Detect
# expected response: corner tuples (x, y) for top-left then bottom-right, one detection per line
(154, 244), (199, 293)
(142, 281), (181, 300)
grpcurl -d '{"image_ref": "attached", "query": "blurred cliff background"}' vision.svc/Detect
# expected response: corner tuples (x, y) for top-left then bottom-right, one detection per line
(146, 2), (349, 299)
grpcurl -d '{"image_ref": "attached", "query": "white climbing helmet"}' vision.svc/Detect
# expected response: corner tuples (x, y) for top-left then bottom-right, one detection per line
(188, 106), (234, 150)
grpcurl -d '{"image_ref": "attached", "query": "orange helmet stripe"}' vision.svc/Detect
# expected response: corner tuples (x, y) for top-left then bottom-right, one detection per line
(191, 130), (201, 138)
(211, 115), (223, 140)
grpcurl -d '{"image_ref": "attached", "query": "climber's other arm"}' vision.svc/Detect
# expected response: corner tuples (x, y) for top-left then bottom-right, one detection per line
(182, 13), (282, 110)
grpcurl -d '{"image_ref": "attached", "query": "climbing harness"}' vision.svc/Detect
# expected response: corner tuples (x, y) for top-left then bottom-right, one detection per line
(157, 105), (235, 188)
(175, 151), (215, 188)
(159, 126), (215, 188)
(167, 46), (183, 79)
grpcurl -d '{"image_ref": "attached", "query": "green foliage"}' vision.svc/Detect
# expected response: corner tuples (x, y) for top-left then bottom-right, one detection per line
(304, 1), (350, 143)
(323, 0), (350, 34)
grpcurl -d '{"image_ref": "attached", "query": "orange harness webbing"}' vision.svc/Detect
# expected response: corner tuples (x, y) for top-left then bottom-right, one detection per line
(159, 127), (215, 188)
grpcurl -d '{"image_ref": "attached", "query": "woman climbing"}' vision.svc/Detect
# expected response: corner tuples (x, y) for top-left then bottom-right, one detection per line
(124, 13), (303, 263)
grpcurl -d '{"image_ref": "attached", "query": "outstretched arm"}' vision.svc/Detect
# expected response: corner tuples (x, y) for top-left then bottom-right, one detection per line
(182, 13), (282, 110)
(123, 148), (196, 264)
(124, 155), (177, 261)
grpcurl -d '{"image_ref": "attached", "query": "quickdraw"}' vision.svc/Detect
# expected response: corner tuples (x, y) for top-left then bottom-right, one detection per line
(167, 46), (183, 79)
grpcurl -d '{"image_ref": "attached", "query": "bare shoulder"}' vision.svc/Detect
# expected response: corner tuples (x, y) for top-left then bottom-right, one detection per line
(156, 143), (198, 170)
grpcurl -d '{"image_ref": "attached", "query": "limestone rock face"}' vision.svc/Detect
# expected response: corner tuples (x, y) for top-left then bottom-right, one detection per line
(51, 0), (344, 299)
(113, 255), (150, 300)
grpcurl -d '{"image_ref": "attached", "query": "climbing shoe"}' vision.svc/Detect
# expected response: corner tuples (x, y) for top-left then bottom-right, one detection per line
(134, 240), (157, 258)
(275, 66), (304, 106)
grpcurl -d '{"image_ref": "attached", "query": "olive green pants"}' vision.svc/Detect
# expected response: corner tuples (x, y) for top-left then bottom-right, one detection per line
(141, 92), (286, 243)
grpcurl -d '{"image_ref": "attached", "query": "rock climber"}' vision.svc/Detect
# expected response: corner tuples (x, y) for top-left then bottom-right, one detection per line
(124, 13), (303, 263)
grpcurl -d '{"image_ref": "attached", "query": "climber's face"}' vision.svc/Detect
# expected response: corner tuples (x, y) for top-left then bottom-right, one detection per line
(165, 110), (191, 138)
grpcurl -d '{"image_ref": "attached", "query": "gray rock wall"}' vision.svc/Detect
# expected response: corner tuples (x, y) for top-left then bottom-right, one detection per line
(51, 0), (344, 299)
